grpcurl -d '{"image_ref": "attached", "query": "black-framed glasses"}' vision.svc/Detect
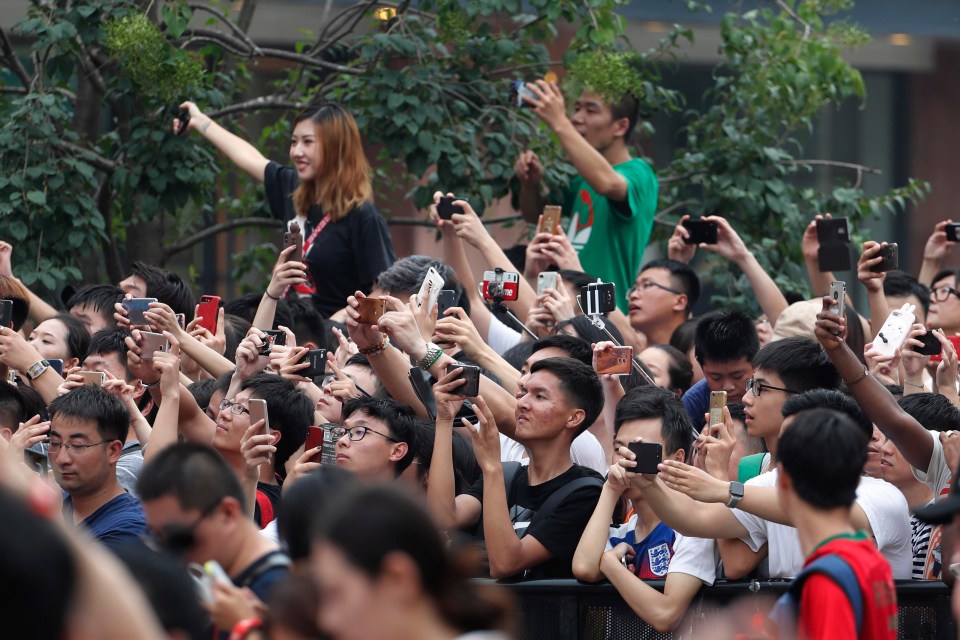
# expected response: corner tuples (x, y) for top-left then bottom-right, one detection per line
(146, 499), (221, 555)
(219, 398), (250, 416)
(628, 280), (683, 297)
(331, 425), (399, 443)
(47, 440), (112, 454)
(932, 286), (960, 303)
(745, 378), (800, 397)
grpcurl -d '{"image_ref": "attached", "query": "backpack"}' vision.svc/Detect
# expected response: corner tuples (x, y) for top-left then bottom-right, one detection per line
(768, 554), (864, 639)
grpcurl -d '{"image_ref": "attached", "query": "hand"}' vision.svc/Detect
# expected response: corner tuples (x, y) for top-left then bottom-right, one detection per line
(239, 419), (275, 482)
(57, 371), (86, 397)
(924, 219), (956, 263)
(173, 100), (206, 136)
(377, 295), (426, 358)
(658, 460), (730, 503)
(429, 190), (458, 235)
(267, 245), (307, 299)
(940, 430), (960, 478)
(283, 446), (324, 493)
(604, 461), (632, 496)
(433, 308), (486, 360)
(525, 305), (556, 338)
(934, 329), (958, 391)
(113, 293), (155, 332)
(0, 327), (44, 372)
(188, 305), (227, 356)
(267, 326), (298, 373)
(539, 231), (584, 272)
(8, 416), (49, 457)
(525, 79), (569, 131)
(539, 283), (575, 323)
(205, 581), (261, 631)
(344, 291), (386, 351)
(525, 231), (557, 278)
(101, 377), (138, 405)
(901, 324), (930, 382)
(0, 241), (13, 278)
(600, 542), (636, 573)
(462, 395), (502, 473)
(699, 406), (737, 481)
(151, 333), (182, 398)
(667, 215), (697, 264)
(124, 330), (159, 385)
(863, 340), (901, 385)
(514, 150), (544, 185)
(450, 201), (492, 250)
(614, 443), (652, 490)
(857, 241), (887, 293)
(278, 346), (312, 384)
(814, 296), (847, 351)
(801, 213), (832, 264)
(141, 301), (185, 339)
(331, 326), (358, 368)
(325, 359), (361, 404)
(700, 215), (749, 263)
(234, 327), (269, 381)
(433, 366), (467, 421)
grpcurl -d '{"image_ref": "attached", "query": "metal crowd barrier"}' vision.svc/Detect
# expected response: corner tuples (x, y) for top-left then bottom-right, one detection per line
(500, 579), (954, 640)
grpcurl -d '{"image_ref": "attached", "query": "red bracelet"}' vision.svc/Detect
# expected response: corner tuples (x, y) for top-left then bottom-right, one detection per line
(229, 618), (262, 640)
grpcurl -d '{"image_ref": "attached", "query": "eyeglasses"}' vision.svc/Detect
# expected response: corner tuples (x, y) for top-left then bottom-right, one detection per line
(932, 286), (960, 303)
(47, 440), (111, 454)
(146, 500), (221, 555)
(745, 378), (800, 397)
(628, 280), (682, 297)
(219, 398), (250, 416)
(331, 425), (399, 443)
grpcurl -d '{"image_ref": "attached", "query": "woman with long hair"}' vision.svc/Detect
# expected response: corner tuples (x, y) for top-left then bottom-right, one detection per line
(175, 102), (396, 317)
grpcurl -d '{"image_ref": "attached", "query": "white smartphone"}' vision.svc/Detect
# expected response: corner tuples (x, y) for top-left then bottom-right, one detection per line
(872, 303), (917, 358)
(537, 271), (560, 296)
(416, 267), (445, 315)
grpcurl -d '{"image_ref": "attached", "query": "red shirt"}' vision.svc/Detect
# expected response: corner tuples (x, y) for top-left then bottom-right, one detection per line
(799, 534), (897, 640)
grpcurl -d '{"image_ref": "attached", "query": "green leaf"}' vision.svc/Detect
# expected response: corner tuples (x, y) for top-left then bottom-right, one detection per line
(26, 191), (46, 206)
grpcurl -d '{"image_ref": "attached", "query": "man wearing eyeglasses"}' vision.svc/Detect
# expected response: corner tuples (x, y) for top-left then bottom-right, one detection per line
(48, 385), (146, 551)
(626, 259), (700, 346)
(332, 396), (416, 482)
(926, 269), (960, 335)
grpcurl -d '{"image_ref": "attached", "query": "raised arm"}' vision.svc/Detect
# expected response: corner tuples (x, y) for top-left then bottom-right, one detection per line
(573, 463), (628, 582)
(252, 244), (307, 331)
(801, 214), (839, 298)
(514, 151), (547, 224)
(175, 101), (269, 183)
(918, 219), (955, 286)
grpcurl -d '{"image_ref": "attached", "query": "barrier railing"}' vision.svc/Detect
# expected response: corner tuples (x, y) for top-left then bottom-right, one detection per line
(500, 579), (954, 640)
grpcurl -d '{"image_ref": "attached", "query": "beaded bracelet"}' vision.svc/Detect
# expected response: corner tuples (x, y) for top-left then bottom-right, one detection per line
(359, 340), (387, 355)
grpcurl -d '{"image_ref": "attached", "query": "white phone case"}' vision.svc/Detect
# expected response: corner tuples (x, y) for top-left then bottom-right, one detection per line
(537, 272), (560, 296)
(416, 267), (445, 314)
(872, 303), (916, 358)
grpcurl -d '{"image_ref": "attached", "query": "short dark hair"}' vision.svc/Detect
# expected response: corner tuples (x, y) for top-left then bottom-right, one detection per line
(277, 466), (355, 562)
(883, 270), (930, 316)
(0, 383), (27, 432)
(286, 297), (326, 344)
(931, 268), (960, 290)
(556, 315), (625, 346)
(187, 379), (217, 413)
(0, 275), (30, 331)
(410, 420), (480, 495)
(781, 389), (872, 438)
(223, 313), (252, 362)
(137, 443), (246, 512)
(607, 92), (640, 142)
(529, 357), (603, 437)
(342, 396), (418, 476)
(778, 408), (867, 510)
(530, 333), (593, 367)
(669, 318), (700, 355)
(49, 313), (90, 363)
(240, 374), (313, 473)
(558, 269), (600, 291)
(639, 259), (701, 311)
(66, 284), (125, 325)
(223, 294), (291, 333)
(614, 386), (693, 459)
(48, 385), (129, 443)
(129, 262), (196, 318)
(752, 337), (840, 393)
(694, 309), (759, 365)
(376, 256), (465, 310)
(897, 393), (960, 433)
(86, 328), (131, 377)
(645, 344), (694, 394)
(502, 341), (535, 372)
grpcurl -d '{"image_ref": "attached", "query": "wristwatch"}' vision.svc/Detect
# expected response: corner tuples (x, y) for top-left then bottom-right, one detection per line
(417, 342), (443, 370)
(726, 481), (745, 509)
(25, 359), (50, 381)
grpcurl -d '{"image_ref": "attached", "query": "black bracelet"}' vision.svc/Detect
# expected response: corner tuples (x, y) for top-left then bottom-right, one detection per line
(264, 291), (281, 301)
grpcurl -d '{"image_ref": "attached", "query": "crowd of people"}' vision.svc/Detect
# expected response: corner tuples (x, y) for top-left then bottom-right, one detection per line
(1, 76), (958, 640)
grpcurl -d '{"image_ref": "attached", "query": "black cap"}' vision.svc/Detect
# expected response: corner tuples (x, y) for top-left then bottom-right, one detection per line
(915, 473), (960, 525)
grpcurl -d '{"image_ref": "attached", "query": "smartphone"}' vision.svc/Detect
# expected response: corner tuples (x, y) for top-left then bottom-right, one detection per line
(828, 280), (846, 323)
(510, 80), (536, 109)
(175, 313), (186, 329)
(870, 243), (899, 273)
(913, 332), (942, 356)
(283, 220), (303, 263)
(79, 371), (106, 386)
(305, 425), (325, 450)
(248, 398), (270, 434)
(123, 298), (157, 326)
(47, 359), (64, 376)
(481, 271), (520, 302)
(537, 271), (560, 296)
(0, 299), (11, 328)
(581, 281), (617, 316)
(446, 363), (481, 397)
(682, 219), (719, 245)
(818, 242), (853, 272)
(709, 391), (727, 426)
(932, 336), (960, 363)
(816, 217), (850, 244)
(259, 329), (286, 356)
(416, 266), (445, 315)
(175, 107), (190, 136)
(140, 331), (169, 360)
(872, 303), (917, 358)
(298, 349), (327, 378)
(357, 297), (387, 325)
(437, 196), (464, 220)
(628, 441), (663, 474)
(203, 560), (231, 586)
(538, 205), (562, 235)
(196, 295), (221, 335)
(319, 424), (339, 466)
(947, 223), (960, 243)
(436, 290), (458, 318)
(593, 346), (633, 376)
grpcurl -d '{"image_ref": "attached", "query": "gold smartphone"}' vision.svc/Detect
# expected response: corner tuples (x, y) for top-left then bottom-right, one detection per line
(538, 205), (562, 235)
(709, 390), (727, 426)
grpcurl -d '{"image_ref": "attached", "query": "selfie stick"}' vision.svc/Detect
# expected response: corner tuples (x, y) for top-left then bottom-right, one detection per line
(576, 295), (659, 388)
(479, 269), (539, 341)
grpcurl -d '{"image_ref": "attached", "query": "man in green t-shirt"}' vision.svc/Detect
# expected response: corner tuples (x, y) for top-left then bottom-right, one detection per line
(515, 82), (658, 312)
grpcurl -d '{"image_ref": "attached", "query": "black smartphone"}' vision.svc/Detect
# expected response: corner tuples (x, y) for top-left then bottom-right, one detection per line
(260, 329), (286, 355)
(437, 196), (464, 220)
(298, 349), (327, 378)
(870, 243), (899, 273)
(580, 282), (616, 315)
(0, 299), (11, 328)
(446, 363), (480, 397)
(913, 332), (942, 356)
(681, 219), (718, 245)
(175, 107), (190, 136)
(436, 290), (458, 317)
(816, 217), (850, 244)
(48, 359), (64, 376)
(947, 224), (960, 243)
(628, 441), (663, 474)
(817, 243), (853, 272)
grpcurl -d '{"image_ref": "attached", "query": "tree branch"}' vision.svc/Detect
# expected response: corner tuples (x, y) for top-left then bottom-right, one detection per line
(0, 27), (32, 89)
(0, 86), (27, 95)
(387, 214), (523, 227)
(51, 139), (117, 173)
(788, 159), (882, 174)
(208, 96), (311, 119)
(186, 3), (262, 54)
(163, 217), (283, 258)
(653, 200), (700, 227)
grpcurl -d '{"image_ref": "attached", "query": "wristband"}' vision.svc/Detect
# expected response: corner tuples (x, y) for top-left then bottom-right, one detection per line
(904, 380), (924, 389)
(264, 291), (281, 301)
(844, 366), (869, 387)
(229, 618), (262, 640)
(358, 340), (387, 355)
(418, 343), (443, 370)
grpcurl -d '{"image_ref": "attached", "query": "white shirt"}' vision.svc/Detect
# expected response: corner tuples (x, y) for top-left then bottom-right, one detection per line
(732, 470), (912, 579)
(667, 534), (717, 586)
(499, 430), (608, 476)
(487, 315), (522, 356)
(912, 429), (952, 497)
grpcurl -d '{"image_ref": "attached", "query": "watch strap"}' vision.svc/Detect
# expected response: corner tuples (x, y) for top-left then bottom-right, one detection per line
(26, 359), (50, 380)
(726, 481), (745, 509)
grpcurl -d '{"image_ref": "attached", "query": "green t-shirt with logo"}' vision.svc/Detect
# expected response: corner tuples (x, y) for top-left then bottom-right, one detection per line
(560, 158), (658, 312)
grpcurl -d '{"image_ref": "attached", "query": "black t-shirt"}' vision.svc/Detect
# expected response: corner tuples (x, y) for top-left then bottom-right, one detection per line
(464, 464), (603, 580)
(254, 481), (282, 529)
(263, 161), (396, 317)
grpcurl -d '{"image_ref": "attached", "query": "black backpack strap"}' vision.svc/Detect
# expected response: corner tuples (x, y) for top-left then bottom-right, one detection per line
(237, 551), (291, 590)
